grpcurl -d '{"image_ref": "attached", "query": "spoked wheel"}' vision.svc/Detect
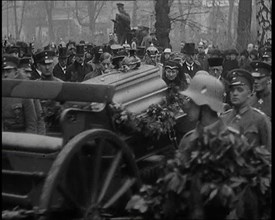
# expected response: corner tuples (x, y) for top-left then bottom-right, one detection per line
(39, 129), (141, 220)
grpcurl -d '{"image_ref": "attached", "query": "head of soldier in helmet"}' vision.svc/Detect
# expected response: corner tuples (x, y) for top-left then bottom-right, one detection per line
(227, 69), (254, 109)
(179, 74), (224, 125)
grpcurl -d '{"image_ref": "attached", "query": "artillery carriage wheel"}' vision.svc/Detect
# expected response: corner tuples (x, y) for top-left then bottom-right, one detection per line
(39, 129), (141, 220)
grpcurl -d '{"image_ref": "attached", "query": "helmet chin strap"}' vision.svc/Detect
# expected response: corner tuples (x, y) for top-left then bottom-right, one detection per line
(198, 106), (203, 122)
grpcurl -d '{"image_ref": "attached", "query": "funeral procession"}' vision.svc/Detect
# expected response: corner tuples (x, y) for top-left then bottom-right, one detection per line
(2, 0), (271, 219)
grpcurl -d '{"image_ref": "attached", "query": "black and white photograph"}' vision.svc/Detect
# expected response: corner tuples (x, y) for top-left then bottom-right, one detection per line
(2, 0), (271, 219)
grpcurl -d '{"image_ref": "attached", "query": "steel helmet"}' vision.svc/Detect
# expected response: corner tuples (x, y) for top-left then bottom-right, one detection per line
(180, 74), (224, 113)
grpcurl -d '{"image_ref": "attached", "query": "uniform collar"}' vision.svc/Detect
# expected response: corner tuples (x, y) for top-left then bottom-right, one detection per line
(256, 88), (270, 99)
(196, 118), (225, 135)
(233, 105), (250, 116)
(36, 68), (42, 76)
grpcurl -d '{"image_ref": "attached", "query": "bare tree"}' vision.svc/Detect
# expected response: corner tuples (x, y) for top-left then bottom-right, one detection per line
(75, 1), (105, 40)
(132, 0), (138, 28)
(227, 0), (235, 46)
(44, 1), (55, 42)
(256, 0), (271, 47)
(155, 0), (173, 49)
(236, 0), (252, 51)
(170, 0), (209, 44)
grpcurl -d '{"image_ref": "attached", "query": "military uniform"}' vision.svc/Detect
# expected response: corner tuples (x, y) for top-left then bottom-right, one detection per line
(179, 118), (239, 157)
(221, 106), (271, 150)
(250, 91), (271, 119)
(33, 50), (63, 133)
(221, 69), (271, 151)
(249, 61), (272, 119)
(2, 98), (38, 133)
(114, 3), (131, 45)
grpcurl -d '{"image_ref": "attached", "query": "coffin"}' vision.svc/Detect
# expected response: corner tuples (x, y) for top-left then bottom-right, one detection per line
(82, 64), (167, 114)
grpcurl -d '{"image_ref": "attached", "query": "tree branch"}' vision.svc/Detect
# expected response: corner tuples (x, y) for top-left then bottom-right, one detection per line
(75, 0), (89, 27)
(18, 1), (26, 35)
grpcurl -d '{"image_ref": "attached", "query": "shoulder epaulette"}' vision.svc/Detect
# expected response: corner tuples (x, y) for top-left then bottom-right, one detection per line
(227, 126), (240, 135)
(182, 129), (195, 138)
(221, 108), (233, 116)
(252, 107), (266, 116)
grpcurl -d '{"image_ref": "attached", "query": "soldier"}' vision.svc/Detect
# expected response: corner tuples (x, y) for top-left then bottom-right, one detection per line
(33, 50), (63, 134)
(249, 61), (271, 119)
(53, 47), (70, 81)
(2, 55), (40, 134)
(181, 43), (202, 80)
(113, 3), (131, 45)
(18, 57), (33, 79)
(66, 44), (93, 82)
(221, 69), (271, 151)
(260, 46), (272, 64)
(179, 74), (226, 149)
(33, 50), (62, 81)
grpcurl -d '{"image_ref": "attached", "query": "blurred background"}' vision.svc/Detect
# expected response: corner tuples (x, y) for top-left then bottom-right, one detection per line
(2, 0), (271, 51)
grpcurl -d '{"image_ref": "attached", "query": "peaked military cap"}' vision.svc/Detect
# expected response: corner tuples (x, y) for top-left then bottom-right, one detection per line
(228, 68), (254, 90)
(34, 50), (55, 64)
(6, 45), (20, 54)
(250, 61), (271, 77)
(208, 57), (224, 67)
(19, 57), (32, 71)
(261, 46), (271, 58)
(58, 47), (68, 58)
(117, 3), (124, 7)
(2, 54), (20, 69)
(75, 44), (85, 56)
(182, 43), (195, 55)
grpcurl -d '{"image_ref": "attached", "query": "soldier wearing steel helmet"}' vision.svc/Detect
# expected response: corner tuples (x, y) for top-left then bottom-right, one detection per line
(178, 74), (230, 151)
(249, 61), (271, 119)
(221, 69), (271, 151)
(177, 73), (245, 219)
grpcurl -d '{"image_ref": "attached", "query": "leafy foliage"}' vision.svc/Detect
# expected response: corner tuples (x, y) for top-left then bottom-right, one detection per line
(109, 87), (184, 140)
(126, 128), (271, 219)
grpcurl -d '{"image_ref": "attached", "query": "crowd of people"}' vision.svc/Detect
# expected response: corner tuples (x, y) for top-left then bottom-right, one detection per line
(2, 2), (272, 219)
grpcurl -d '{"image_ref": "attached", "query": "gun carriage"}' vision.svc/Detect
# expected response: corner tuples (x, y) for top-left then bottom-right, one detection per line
(2, 64), (192, 220)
